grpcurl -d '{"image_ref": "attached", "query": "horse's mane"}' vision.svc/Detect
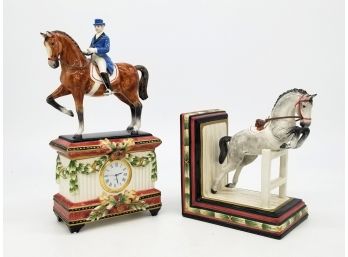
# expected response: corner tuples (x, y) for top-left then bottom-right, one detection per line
(273, 88), (310, 109)
(52, 30), (83, 54)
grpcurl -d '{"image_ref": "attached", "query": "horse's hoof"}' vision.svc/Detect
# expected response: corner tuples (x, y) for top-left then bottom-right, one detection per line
(131, 130), (139, 135)
(126, 126), (134, 132)
(68, 110), (74, 117)
(61, 108), (74, 117)
(73, 134), (82, 139)
(225, 183), (235, 188)
(280, 143), (287, 149)
(211, 189), (217, 194)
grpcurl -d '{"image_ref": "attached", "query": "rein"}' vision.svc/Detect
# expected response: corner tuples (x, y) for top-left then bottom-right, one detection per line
(255, 116), (301, 130)
(255, 95), (312, 131)
(48, 55), (90, 70)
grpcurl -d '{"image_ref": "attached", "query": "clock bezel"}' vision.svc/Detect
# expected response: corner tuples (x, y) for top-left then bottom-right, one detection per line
(99, 159), (132, 193)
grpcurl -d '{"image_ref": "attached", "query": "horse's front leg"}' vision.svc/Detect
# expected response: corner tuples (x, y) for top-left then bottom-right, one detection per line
(294, 127), (310, 148)
(46, 85), (73, 117)
(280, 126), (302, 149)
(72, 92), (84, 139)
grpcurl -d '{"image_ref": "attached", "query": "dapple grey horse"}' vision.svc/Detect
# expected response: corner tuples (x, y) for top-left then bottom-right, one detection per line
(212, 89), (316, 194)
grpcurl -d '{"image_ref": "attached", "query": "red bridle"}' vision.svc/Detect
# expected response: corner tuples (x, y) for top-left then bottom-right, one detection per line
(294, 95), (312, 121)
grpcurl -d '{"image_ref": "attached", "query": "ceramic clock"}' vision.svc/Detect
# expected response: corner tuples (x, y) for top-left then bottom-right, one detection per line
(50, 132), (162, 233)
(100, 160), (132, 193)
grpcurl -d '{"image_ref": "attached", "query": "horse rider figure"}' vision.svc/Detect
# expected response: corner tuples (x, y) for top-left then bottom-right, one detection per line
(87, 19), (115, 95)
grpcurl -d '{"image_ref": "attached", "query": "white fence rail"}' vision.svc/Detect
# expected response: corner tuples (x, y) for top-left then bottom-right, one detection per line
(261, 149), (288, 208)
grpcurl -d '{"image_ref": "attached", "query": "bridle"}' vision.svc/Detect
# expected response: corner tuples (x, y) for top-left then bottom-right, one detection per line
(45, 33), (91, 70)
(255, 95), (312, 130)
(47, 43), (92, 70)
(48, 56), (90, 70)
(294, 95), (312, 121)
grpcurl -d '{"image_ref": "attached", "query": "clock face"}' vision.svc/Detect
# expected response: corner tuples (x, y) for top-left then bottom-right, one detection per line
(99, 160), (132, 193)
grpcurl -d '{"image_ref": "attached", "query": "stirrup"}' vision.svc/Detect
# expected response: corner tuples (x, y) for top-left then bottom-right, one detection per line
(104, 89), (116, 96)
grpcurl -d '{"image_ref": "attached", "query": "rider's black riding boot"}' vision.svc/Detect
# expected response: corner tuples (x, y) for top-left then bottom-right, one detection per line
(100, 72), (113, 94)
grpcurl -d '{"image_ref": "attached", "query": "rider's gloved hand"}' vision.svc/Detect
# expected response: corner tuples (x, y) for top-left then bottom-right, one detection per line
(87, 48), (97, 54)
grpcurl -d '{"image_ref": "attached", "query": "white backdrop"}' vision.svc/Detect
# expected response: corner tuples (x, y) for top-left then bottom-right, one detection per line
(4, 0), (345, 256)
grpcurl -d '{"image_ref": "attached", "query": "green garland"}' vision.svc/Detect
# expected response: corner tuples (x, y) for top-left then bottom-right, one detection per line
(126, 152), (157, 182)
(55, 155), (108, 193)
(56, 151), (157, 193)
(87, 191), (148, 221)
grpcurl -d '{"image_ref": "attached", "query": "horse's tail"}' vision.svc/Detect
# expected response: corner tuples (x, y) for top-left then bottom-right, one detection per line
(135, 65), (149, 100)
(219, 136), (232, 164)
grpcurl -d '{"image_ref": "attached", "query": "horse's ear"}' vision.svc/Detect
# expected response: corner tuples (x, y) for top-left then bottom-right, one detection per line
(309, 94), (317, 99)
(40, 32), (47, 38)
(46, 31), (53, 37)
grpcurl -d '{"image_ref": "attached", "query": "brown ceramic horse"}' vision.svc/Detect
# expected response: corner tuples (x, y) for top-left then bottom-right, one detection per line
(40, 30), (148, 138)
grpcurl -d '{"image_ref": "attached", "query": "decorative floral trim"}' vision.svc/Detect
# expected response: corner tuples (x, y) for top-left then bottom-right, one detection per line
(100, 138), (135, 160)
(126, 152), (157, 182)
(56, 139), (157, 193)
(87, 190), (148, 221)
(185, 202), (307, 233)
(56, 155), (108, 193)
(56, 153), (157, 193)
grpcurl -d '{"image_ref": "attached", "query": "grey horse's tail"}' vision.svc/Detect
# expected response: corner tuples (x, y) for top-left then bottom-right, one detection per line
(219, 136), (232, 164)
(135, 65), (149, 100)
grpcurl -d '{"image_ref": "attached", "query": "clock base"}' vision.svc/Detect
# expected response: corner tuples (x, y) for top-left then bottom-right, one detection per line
(53, 188), (162, 233)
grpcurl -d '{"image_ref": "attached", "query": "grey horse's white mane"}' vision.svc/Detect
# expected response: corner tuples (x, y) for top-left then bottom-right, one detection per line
(273, 88), (311, 109)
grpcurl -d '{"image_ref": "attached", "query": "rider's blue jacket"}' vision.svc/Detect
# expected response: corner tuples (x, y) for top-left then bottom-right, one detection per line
(90, 32), (114, 75)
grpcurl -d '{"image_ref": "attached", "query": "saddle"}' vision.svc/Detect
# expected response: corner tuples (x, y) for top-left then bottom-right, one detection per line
(90, 62), (118, 83)
(87, 62), (119, 96)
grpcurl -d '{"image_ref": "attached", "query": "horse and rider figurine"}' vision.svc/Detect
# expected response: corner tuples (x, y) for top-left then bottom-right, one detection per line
(41, 19), (148, 139)
(213, 88), (317, 194)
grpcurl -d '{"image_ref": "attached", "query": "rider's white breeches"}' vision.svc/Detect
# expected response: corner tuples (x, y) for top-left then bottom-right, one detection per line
(92, 54), (107, 73)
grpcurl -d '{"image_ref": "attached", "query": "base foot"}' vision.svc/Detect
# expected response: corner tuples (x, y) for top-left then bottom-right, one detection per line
(149, 208), (160, 216)
(68, 224), (85, 233)
(57, 216), (63, 222)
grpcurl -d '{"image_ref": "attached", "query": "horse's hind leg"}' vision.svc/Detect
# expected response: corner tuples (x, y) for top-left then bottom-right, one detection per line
(127, 102), (142, 134)
(225, 165), (242, 188)
(114, 93), (138, 133)
(211, 154), (244, 194)
(133, 101), (142, 133)
(127, 105), (137, 132)
(46, 85), (73, 117)
(226, 155), (258, 188)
